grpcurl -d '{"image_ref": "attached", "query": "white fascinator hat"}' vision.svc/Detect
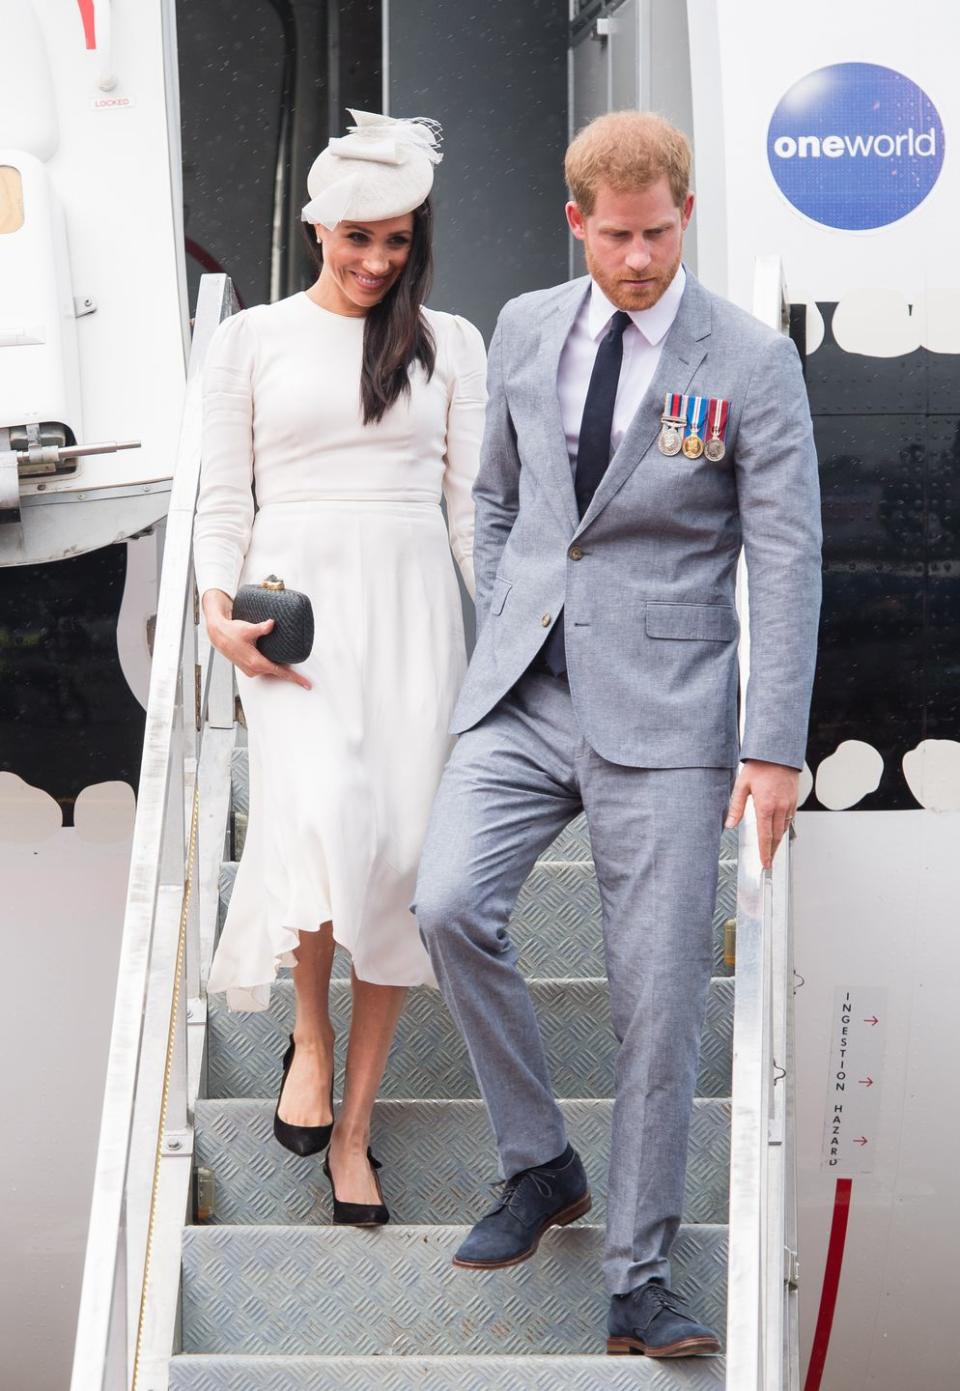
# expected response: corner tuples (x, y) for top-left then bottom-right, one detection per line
(301, 108), (443, 231)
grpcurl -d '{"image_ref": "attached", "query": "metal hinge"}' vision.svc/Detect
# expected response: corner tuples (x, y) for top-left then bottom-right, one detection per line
(784, 1246), (800, 1289)
(162, 1128), (193, 1157)
(193, 1164), (215, 1223)
(186, 995), (207, 1026)
(723, 916), (736, 970)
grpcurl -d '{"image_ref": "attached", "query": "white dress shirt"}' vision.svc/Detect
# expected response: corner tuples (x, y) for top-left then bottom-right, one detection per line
(557, 264), (686, 467)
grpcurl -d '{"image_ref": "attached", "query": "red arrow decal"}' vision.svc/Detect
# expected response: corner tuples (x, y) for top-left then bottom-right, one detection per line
(858, 1077), (874, 1087)
(76, 0), (96, 49)
(863, 1016), (879, 1026)
(853, 1136), (868, 1147)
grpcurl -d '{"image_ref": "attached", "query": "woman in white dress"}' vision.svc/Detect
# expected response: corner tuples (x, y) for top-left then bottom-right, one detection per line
(194, 111), (485, 1222)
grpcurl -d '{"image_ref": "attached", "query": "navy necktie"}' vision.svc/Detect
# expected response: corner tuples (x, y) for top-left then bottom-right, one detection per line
(574, 309), (632, 517)
(541, 309), (632, 677)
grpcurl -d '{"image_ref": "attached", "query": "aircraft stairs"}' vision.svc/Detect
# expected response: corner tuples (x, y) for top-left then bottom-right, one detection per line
(70, 271), (800, 1391)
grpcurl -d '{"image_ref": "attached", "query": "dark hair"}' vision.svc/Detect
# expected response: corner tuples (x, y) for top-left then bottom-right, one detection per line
(302, 199), (436, 425)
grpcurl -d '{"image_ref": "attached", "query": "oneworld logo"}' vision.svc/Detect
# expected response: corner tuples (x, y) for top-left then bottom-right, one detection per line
(768, 63), (944, 230)
(773, 128), (937, 162)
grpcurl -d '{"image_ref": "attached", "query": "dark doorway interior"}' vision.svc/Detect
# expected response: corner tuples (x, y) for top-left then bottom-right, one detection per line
(177, 0), (382, 312)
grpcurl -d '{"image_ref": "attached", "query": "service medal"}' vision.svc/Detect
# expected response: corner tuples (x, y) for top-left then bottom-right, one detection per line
(659, 424), (682, 456)
(680, 394), (707, 459)
(658, 393), (685, 456)
(704, 396), (730, 462)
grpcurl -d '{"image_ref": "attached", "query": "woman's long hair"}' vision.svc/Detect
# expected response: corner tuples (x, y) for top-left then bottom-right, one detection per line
(303, 199), (436, 425)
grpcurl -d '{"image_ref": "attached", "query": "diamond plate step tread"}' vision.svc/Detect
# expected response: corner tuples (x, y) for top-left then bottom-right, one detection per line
(218, 859), (737, 979)
(169, 1354), (726, 1390)
(228, 750), (738, 871)
(194, 1098), (730, 1228)
(180, 1224), (728, 1356)
(511, 859), (735, 978)
(230, 748), (249, 816)
(539, 813), (592, 863)
(231, 744), (594, 865)
(233, 819), (600, 873)
(208, 978), (733, 1102)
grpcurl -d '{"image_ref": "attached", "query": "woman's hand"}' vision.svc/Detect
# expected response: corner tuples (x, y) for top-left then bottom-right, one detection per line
(202, 589), (312, 690)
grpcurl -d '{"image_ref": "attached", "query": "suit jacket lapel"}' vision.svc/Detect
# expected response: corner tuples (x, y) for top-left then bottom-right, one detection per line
(530, 279), (590, 535)
(573, 271), (712, 539)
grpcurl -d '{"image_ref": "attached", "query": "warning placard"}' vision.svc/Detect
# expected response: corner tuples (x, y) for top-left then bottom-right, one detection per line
(821, 986), (886, 1174)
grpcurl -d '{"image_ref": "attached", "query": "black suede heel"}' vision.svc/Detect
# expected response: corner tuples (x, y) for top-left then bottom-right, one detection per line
(323, 1149), (390, 1226)
(273, 1035), (335, 1158)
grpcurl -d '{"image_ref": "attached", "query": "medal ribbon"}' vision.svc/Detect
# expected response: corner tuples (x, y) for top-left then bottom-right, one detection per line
(707, 397), (729, 442)
(682, 394), (707, 441)
(662, 392), (685, 422)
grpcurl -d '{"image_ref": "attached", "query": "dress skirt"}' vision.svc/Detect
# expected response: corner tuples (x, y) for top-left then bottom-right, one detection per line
(206, 498), (466, 1010)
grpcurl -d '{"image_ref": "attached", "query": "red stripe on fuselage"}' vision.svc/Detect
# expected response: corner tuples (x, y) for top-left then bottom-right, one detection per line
(76, 0), (96, 49)
(803, 1178), (854, 1391)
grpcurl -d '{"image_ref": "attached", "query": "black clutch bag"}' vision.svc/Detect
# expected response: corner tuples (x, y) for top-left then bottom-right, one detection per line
(232, 575), (315, 665)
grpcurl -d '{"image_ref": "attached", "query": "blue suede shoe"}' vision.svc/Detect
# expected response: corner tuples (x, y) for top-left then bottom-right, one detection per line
(452, 1145), (591, 1270)
(607, 1280), (722, 1357)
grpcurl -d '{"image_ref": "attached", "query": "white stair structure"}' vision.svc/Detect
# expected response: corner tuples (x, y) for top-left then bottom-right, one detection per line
(70, 272), (799, 1391)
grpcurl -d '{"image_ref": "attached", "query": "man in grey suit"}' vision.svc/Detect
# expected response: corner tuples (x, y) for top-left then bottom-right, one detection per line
(416, 111), (821, 1357)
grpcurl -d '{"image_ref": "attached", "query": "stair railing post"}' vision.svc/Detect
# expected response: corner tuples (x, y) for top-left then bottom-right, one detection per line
(69, 274), (236, 1391)
(726, 251), (798, 1391)
(726, 805), (767, 1390)
(779, 830), (801, 1391)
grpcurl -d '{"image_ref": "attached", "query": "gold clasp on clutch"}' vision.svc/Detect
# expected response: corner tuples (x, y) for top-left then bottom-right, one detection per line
(261, 575), (285, 591)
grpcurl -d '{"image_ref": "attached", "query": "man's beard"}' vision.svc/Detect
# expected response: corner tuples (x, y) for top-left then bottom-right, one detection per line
(583, 241), (682, 312)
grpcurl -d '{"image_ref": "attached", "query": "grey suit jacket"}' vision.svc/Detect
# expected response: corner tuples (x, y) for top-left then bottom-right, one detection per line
(451, 269), (822, 771)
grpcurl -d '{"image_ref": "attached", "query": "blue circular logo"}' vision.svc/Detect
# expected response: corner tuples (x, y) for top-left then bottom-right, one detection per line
(767, 63), (944, 230)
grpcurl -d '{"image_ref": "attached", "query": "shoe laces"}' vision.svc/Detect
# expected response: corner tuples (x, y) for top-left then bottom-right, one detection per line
(642, 1282), (688, 1318)
(487, 1168), (554, 1216)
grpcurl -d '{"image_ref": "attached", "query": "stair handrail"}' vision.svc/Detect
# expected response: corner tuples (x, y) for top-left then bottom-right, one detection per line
(69, 274), (236, 1391)
(726, 251), (802, 1391)
(725, 814), (798, 1391)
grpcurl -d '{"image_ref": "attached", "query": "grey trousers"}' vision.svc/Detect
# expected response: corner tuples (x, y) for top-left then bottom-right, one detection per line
(415, 670), (732, 1294)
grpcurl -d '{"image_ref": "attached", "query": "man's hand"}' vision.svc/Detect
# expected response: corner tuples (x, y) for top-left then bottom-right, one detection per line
(725, 759), (799, 870)
(202, 589), (312, 691)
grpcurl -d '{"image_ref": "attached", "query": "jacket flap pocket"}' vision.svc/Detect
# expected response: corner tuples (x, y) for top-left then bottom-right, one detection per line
(645, 602), (738, 642)
(490, 575), (513, 616)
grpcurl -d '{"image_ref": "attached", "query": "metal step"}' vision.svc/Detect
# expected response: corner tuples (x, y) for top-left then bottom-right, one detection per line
(194, 1097), (730, 1227)
(230, 747), (597, 866)
(207, 977), (734, 1101)
(217, 856), (738, 980)
(197, 756), (736, 1379)
(228, 750), (739, 870)
(180, 1224), (728, 1357)
(170, 1353), (726, 1389)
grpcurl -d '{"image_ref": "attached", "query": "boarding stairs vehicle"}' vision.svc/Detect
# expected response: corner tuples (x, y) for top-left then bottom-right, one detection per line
(69, 269), (800, 1391)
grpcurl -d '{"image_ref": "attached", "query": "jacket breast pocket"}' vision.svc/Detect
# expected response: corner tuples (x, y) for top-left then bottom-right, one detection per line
(644, 602), (739, 642)
(490, 575), (513, 616)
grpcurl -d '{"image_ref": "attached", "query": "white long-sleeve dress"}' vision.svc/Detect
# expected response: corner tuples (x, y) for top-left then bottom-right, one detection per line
(194, 292), (485, 1010)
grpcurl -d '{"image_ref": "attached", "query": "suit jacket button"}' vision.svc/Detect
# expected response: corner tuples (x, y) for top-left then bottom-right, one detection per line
(541, 613), (552, 627)
(569, 546), (583, 561)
